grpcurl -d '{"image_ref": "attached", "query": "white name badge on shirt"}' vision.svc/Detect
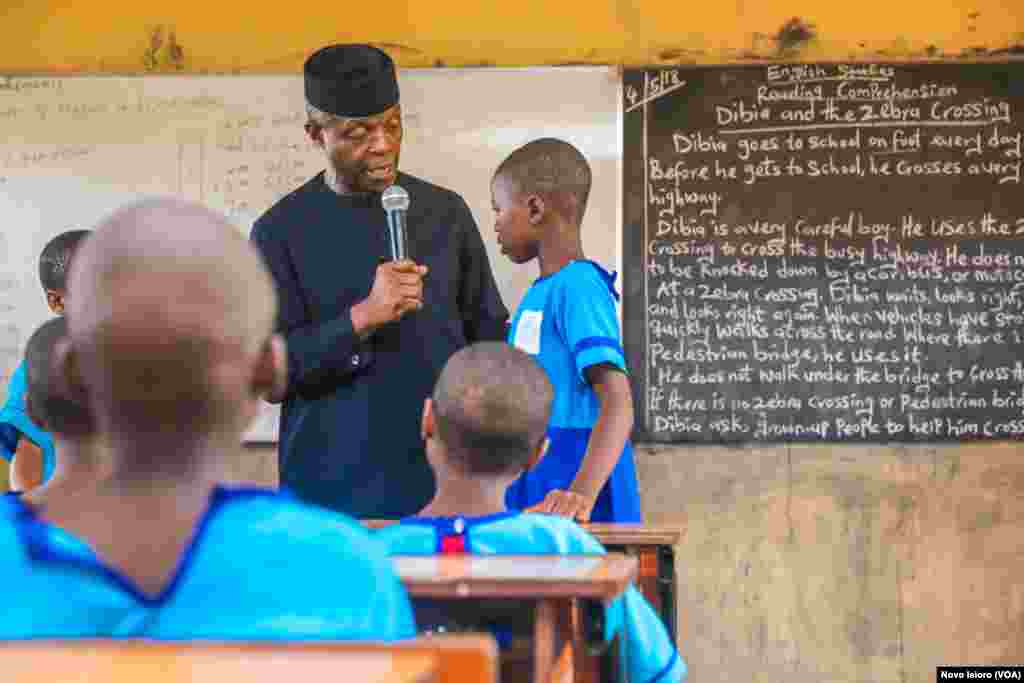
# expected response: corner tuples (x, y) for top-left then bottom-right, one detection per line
(513, 310), (543, 355)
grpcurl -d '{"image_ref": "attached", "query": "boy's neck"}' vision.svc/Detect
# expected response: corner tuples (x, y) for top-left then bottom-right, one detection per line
(537, 222), (585, 277)
(31, 432), (234, 586)
(25, 436), (107, 506)
(99, 427), (237, 485)
(418, 472), (512, 519)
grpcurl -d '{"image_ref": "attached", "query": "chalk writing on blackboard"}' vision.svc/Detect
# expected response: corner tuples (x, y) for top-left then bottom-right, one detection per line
(622, 63), (1024, 442)
(625, 70), (688, 113)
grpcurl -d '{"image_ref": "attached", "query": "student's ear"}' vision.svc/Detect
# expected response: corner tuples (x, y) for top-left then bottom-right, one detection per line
(52, 336), (89, 408)
(421, 398), (435, 442)
(525, 436), (549, 472)
(304, 122), (324, 148)
(254, 334), (288, 404)
(45, 290), (66, 315)
(526, 195), (546, 225)
(24, 392), (46, 431)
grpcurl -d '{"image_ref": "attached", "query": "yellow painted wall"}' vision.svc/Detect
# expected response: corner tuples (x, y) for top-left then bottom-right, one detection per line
(0, 1), (1021, 72)
(2, 2), (1023, 682)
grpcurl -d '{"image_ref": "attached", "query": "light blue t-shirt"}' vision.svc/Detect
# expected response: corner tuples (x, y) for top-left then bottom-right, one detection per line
(506, 260), (641, 522)
(0, 485), (416, 640)
(377, 511), (686, 683)
(0, 360), (56, 483)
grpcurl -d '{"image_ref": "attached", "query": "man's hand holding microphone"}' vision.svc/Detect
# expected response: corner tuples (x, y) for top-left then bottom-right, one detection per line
(351, 186), (427, 338)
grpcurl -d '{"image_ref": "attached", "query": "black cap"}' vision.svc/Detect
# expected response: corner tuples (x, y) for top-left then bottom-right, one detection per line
(304, 44), (400, 118)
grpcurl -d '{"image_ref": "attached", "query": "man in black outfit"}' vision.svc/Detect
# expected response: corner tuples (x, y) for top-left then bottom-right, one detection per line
(251, 44), (508, 518)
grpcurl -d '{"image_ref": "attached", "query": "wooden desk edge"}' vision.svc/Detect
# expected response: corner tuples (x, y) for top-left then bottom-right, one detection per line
(0, 639), (489, 655)
(0, 642), (442, 683)
(362, 519), (685, 545)
(581, 523), (683, 546)
(393, 553), (637, 601)
(0, 637), (501, 683)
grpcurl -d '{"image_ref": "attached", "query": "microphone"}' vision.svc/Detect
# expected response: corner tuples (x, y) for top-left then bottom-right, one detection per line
(381, 185), (410, 261)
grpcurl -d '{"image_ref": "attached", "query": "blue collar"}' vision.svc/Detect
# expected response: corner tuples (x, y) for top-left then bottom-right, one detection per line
(533, 260), (620, 301)
(10, 484), (280, 606)
(399, 510), (521, 554)
(399, 509), (520, 533)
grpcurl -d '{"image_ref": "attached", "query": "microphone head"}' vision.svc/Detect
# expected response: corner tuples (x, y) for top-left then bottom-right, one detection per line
(381, 185), (410, 212)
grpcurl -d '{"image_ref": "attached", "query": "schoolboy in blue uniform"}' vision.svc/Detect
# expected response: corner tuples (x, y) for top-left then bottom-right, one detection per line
(0, 198), (415, 641)
(376, 342), (686, 682)
(1, 229), (91, 490)
(16, 317), (105, 505)
(492, 138), (641, 522)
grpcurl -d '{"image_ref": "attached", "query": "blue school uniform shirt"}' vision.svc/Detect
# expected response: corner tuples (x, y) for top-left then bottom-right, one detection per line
(0, 485), (416, 640)
(0, 360), (56, 483)
(506, 260), (641, 522)
(377, 511), (686, 683)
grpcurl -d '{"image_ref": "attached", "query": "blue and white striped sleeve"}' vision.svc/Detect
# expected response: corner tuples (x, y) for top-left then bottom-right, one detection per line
(553, 264), (627, 383)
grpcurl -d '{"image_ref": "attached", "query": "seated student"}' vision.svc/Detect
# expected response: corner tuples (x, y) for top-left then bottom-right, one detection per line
(376, 342), (686, 682)
(491, 138), (640, 523)
(0, 198), (415, 641)
(17, 317), (107, 504)
(1, 229), (91, 491)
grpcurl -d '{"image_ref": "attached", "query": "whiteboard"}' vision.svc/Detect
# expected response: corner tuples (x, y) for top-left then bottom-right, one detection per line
(0, 69), (621, 441)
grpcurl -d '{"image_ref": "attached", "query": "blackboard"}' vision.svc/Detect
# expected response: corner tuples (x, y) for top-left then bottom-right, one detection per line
(622, 62), (1024, 443)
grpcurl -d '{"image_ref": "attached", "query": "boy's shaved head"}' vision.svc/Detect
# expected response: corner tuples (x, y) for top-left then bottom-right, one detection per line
(431, 342), (552, 475)
(66, 198), (277, 441)
(25, 317), (92, 436)
(494, 138), (592, 226)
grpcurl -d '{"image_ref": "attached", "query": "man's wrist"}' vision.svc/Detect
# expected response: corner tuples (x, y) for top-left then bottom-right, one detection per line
(350, 300), (376, 339)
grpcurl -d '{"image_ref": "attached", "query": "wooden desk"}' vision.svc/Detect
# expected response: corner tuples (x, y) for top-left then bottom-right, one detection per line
(392, 554), (637, 683)
(364, 519), (683, 642)
(1, 642), (440, 683)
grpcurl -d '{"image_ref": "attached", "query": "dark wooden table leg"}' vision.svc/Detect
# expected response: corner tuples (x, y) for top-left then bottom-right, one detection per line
(534, 599), (557, 683)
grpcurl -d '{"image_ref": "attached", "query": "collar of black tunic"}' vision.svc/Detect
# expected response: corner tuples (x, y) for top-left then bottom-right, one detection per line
(319, 170), (382, 209)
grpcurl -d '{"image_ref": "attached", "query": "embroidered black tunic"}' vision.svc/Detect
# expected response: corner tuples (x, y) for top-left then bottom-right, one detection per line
(251, 171), (508, 517)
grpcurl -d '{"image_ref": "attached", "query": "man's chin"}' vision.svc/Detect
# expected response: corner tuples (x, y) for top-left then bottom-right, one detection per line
(355, 177), (395, 193)
(358, 165), (399, 191)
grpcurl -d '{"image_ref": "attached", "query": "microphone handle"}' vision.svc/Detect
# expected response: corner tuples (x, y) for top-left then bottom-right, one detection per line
(387, 209), (409, 261)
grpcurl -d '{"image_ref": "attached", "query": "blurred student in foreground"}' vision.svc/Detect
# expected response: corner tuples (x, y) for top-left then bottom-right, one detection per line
(0, 198), (415, 640)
